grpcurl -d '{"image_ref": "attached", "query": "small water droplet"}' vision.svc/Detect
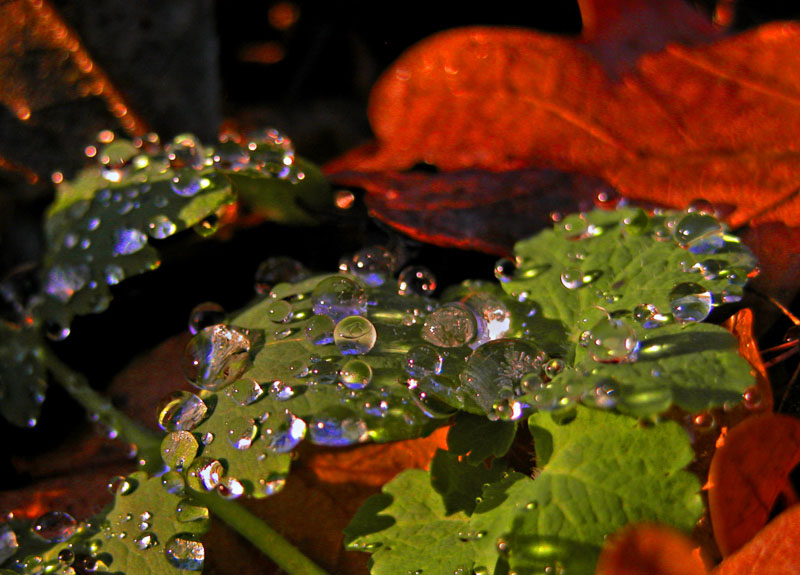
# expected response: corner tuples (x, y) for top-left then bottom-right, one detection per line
(254, 256), (308, 294)
(350, 246), (396, 287)
(619, 208), (649, 235)
(688, 199), (717, 216)
(397, 265), (437, 296)
(58, 548), (75, 565)
(217, 476), (245, 499)
(669, 282), (713, 323)
(405, 345), (443, 378)
(262, 411), (307, 453)
(227, 378), (265, 406)
(182, 325), (251, 390)
(691, 411), (716, 433)
(673, 212), (725, 254)
(32, 511), (77, 543)
(586, 318), (639, 363)
(544, 358), (565, 378)
(311, 276), (368, 321)
(134, 532), (159, 551)
(493, 258), (516, 283)
(44, 264), (89, 302)
(305, 314), (335, 345)
(188, 301), (226, 335)
(0, 524), (19, 564)
(334, 316), (377, 355)
(186, 458), (225, 491)
(308, 417), (369, 446)
(161, 430), (199, 470)
(176, 499), (209, 523)
(742, 386), (763, 410)
(258, 475), (287, 496)
(165, 133), (205, 169)
(161, 470), (186, 495)
(213, 138), (250, 170)
(157, 391), (208, 432)
(633, 303), (669, 329)
(170, 173), (204, 197)
(247, 128), (294, 177)
(165, 534), (205, 571)
(421, 303), (477, 348)
(340, 359), (373, 389)
(104, 264), (125, 285)
(226, 416), (258, 450)
(193, 214), (219, 237)
(146, 214), (177, 240)
(585, 381), (618, 409)
(560, 268), (600, 289)
(266, 299), (293, 323)
(113, 228), (147, 256)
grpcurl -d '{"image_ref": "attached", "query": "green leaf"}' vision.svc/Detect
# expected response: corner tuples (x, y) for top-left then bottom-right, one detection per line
(0, 322), (46, 427)
(430, 450), (507, 515)
(501, 207), (757, 416)
(5, 472), (209, 574)
(447, 413), (517, 465)
(470, 405), (702, 574)
(343, 469), (477, 575)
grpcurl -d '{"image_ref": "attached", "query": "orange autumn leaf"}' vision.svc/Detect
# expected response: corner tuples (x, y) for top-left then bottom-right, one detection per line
(707, 413), (800, 557)
(712, 504), (800, 575)
(722, 308), (773, 414)
(595, 523), (708, 575)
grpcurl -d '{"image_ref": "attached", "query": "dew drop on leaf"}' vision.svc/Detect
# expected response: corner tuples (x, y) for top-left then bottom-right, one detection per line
(161, 430), (199, 471)
(632, 303), (669, 329)
(584, 381), (618, 409)
(544, 358), (565, 379)
(340, 359), (373, 389)
(213, 138), (250, 171)
(311, 276), (368, 321)
(226, 378), (265, 406)
(247, 128), (294, 177)
(170, 173), (205, 197)
(176, 499), (209, 523)
(462, 292), (511, 346)
(134, 532), (158, 551)
(350, 246), (396, 287)
(421, 303), (477, 347)
(691, 411), (716, 433)
(669, 282), (713, 323)
(261, 411), (307, 453)
(188, 301), (226, 335)
(493, 258), (516, 283)
(673, 212), (724, 254)
(161, 471), (186, 495)
(560, 267), (600, 289)
(307, 417), (368, 446)
(182, 325), (251, 390)
(104, 264), (125, 286)
(164, 534), (205, 571)
(44, 264), (89, 302)
(619, 208), (649, 236)
(157, 390), (208, 432)
(742, 386), (763, 410)
(404, 345), (443, 378)
(586, 318), (639, 363)
(254, 256), (308, 295)
(397, 265), (437, 296)
(217, 476), (245, 499)
(186, 457), (225, 491)
(44, 319), (70, 341)
(266, 299), (293, 323)
(32, 511), (77, 543)
(57, 548), (74, 565)
(0, 525), (19, 564)
(334, 316), (377, 355)
(226, 416), (258, 450)
(257, 475), (287, 496)
(165, 133), (206, 170)
(112, 228), (148, 256)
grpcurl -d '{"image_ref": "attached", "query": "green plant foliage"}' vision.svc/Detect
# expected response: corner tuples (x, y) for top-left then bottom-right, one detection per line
(3, 472), (209, 575)
(0, 322), (46, 428)
(346, 405), (701, 575)
(430, 450), (507, 515)
(446, 413), (517, 465)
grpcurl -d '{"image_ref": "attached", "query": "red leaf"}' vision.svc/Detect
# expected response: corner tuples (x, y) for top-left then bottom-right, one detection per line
(712, 504), (800, 575)
(707, 413), (800, 557)
(596, 523), (708, 575)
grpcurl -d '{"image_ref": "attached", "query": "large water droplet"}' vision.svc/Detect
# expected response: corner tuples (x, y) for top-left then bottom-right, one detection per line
(254, 256), (308, 294)
(0, 524), (19, 564)
(165, 134), (205, 170)
(146, 214), (177, 239)
(350, 246), (396, 287)
(340, 359), (373, 389)
(673, 212), (724, 254)
(669, 282), (713, 323)
(405, 345), (443, 378)
(157, 391), (208, 432)
(165, 534), (205, 571)
(188, 301), (226, 335)
(226, 416), (258, 450)
(334, 316), (377, 355)
(261, 411), (307, 453)
(305, 314), (335, 345)
(421, 303), (477, 348)
(183, 325), (251, 390)
(113, 228), (148, 256)
(397, 266), (437, 296)
(247, 128), (294, 177)
(311, 276), (368, 321)
(186, 458), (225, 491)
(213, 138), (250, 171)
(134, 532), (159, 551)
(170, 173), (207, 197)
(161, 430), (199, 471)
(586, 318), (639, 363)
(307, 417), (368, 446)
(463, 292), (511, 346)
(32, 511), (77, 543)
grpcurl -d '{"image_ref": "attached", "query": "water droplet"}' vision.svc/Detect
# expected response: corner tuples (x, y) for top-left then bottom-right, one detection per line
(44, 264), (89, 303)
(58, 548), (74, 565)
(459, 339), (547, 417)
(146, 214), (177, 239)
(161, 470), (186, 495)
(134, 532), (159, 551)
(107, 475), (137, 495)
(247, 128), (294, 177)
(193, 214), (218, 237)
(669, 282), (713, 323)
(586, 318), (639, 363)
(463, 292), (511, 346)
(213, 139), (250, 170)
(186, 458), (225, 491)
(188, 301), (226, 335)
(397, 266), (437, 296)
(633, 303), (669, 329)
(560, 268), (601, 289)
(494, 258), (516, 283)
(0, 524), (19, 564)
(544, 358), (565, 379)
(32, 511), (77, 543)
(619, 208), (649, 235)
(742, 386), (763, 410)
(161, 430), (199, 470)
(340, 359), (373, 389)
(307, 417), (368, 446)
(257, 475), (287, 496)
(104, 264), (125, 285)
(157, 391), (208, 432)
(334, 316), (377, 355)
(182, 325), (251, 390)
(254, 256), (308, 294)
(226, 416), (258, 450)
(691, 411), (716, 433)
(165, 534), (205, 571)
(227, 378), (265, 406)
(217, 476), (245, 499)
(165, 133), (205, 169)
(350, 246), (396, 287)
(585, 381), (618, 409)
(261, 411), (307, 453)
(673, 212), (724, 254)
(266, 300), (293, 323)
(268, 380), (298, 400)
(688, 199), (717, 216)
(405, 345), (443, 378)
(311, 276), (368, 321)
(305, 314), (335, 345)
(176, 499), (209, 523)
(421, 303), (477, 347)
(113, 228), (147, 256)
(170, 173), (204, 197)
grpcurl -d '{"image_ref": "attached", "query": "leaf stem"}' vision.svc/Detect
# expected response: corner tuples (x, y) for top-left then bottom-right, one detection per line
(192, 491), (329, 575)
(41, 346), (162, 469)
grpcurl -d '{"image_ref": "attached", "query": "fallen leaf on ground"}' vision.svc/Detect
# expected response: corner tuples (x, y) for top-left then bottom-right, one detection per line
(595, 523), (707, 575)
